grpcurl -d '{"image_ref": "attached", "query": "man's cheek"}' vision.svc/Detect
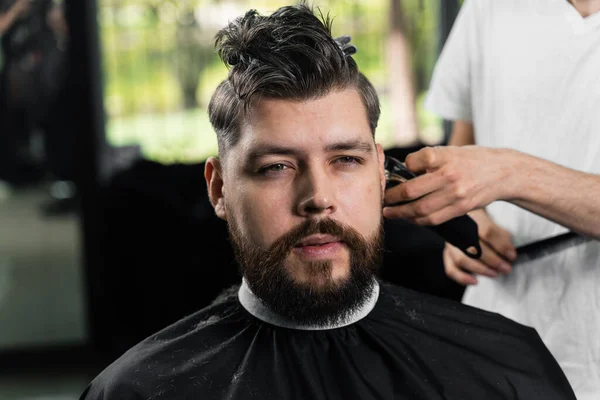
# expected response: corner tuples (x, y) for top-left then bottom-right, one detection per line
(245, 211), (288, 247)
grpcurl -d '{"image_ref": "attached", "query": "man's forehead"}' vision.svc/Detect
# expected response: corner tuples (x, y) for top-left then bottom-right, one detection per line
(236, 90), (372, 150)
(249, 89), (365, 121)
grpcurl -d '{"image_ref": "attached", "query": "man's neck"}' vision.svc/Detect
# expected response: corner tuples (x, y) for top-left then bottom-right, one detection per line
(238, 278), (380, 330)
(569, 0), (600, 17)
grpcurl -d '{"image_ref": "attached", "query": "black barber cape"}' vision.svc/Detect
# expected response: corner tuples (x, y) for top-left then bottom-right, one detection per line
(81, 281), (575, 400)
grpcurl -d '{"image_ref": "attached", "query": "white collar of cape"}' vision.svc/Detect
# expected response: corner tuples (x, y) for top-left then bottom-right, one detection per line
(238, 277), (380, 331)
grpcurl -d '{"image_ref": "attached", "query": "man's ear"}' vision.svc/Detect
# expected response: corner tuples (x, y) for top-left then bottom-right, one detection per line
(376, 143), (386, 195)
(204, 157), (227, 220)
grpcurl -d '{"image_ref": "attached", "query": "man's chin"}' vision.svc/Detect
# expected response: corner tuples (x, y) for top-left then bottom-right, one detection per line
(245, 259), (378, 326)
(285, 260), (352, 289)
(288, 274), (347, 293)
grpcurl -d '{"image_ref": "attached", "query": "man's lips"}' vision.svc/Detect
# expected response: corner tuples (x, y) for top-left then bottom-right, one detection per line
(295, 234), (342, 247)
(292, 235), (345, 259)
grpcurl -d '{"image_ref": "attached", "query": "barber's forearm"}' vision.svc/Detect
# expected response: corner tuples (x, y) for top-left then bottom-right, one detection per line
(507, 152), (600, 239)
(448, 120), (475, 146)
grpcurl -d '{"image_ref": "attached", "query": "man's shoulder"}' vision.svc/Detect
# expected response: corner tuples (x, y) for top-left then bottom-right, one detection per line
(374, 281), (576, 398)
(80, 284), (244, 399)
(376, 280), (550, 353)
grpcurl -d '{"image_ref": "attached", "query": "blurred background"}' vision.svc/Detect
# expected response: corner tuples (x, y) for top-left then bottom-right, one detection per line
(0, 0), (463, 398)
(100, 0), (446, 163)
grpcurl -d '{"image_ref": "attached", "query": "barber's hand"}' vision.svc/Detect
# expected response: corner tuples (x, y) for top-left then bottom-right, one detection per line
(383, 146), (518, 225)
(444, 209), (517, 285)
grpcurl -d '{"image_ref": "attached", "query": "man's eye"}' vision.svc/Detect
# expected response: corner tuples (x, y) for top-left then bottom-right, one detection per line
(335, 156), (362, 165)
(258, 163), (288, 175)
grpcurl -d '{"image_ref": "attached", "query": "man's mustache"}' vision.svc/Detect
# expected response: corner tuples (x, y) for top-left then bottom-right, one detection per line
(270, 218), (365, 255)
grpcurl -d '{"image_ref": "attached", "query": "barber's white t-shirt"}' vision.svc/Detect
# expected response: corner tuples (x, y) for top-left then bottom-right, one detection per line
(424, 0), (600, 398)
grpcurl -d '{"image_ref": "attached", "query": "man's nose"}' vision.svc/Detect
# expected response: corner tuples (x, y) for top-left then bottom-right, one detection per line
(296, 168), (336, 217)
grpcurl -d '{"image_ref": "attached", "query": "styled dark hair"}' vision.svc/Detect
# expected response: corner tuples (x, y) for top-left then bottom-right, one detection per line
(208, 3), (380, 157)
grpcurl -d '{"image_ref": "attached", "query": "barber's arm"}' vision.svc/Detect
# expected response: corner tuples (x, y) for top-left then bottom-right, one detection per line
(382, 139), (600, 240)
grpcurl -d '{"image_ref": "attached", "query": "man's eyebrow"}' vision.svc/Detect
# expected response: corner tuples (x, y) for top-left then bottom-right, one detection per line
(245, 139), (374, 163)
(245, 145), (300, 163)
(325, 140), (374, 153)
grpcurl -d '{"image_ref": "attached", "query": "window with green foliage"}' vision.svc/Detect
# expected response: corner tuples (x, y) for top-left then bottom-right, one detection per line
(99, 0), (444, 164)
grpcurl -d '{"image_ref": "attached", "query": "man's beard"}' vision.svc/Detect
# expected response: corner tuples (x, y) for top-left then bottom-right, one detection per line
(228, 216), (383, 327)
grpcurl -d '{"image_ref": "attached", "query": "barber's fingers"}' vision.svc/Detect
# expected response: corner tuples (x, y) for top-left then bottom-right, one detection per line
(468, 208), (517, 261)
(383, 172), (445, 206)
(409, 202), (468, 226)
(480, 225), (517, 262)
(404, 147), (446, 174)
(478, 241), (512, 275)
(384, 170), (475, 224)
(443, 242), (499, 286)
(443, 243), (479, 286)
